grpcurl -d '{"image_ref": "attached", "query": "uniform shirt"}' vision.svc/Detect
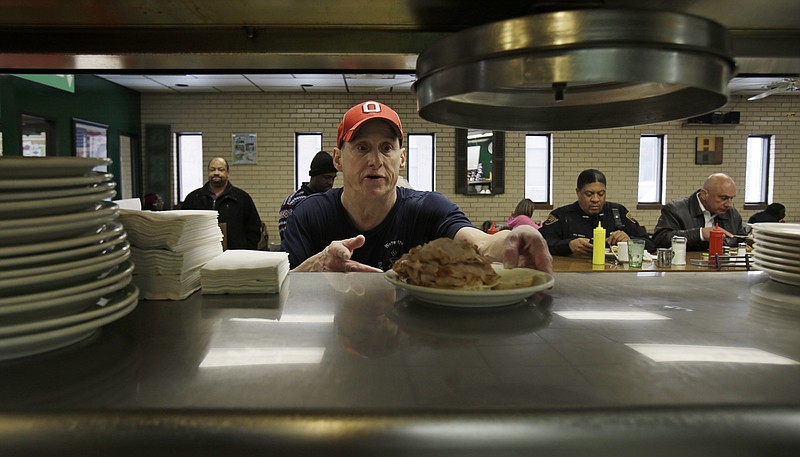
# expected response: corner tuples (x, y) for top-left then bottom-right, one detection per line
(278, 183), (315, 241)
(181, 182), (262, 250)
(281, 187), (474, 271)
(539, 201), (655, 256)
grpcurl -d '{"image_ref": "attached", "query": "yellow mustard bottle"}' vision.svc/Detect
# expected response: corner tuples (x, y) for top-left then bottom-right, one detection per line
(592, 221), (606, 265)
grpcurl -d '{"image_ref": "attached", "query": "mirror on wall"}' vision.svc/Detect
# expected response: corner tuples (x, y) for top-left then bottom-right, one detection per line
(455, 128), (504, 195)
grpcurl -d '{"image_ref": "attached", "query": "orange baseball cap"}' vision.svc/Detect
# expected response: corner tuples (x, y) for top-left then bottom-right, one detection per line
(337, 100), (404, 148)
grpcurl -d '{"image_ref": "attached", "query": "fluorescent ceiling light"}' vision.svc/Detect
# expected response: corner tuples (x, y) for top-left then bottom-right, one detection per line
(627, 344), (799, 365)
(555, 311), (670, 321)
(200, 347), (326, 368)
(229, 314), (334, 323)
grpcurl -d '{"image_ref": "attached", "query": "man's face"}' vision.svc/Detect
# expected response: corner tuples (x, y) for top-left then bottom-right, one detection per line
(700, 180), (736, 216)
(309, 172), (337, 193)
(576, 181), (606, 216)
(208, 159), (229, 188)
(333, 119), (405, 199)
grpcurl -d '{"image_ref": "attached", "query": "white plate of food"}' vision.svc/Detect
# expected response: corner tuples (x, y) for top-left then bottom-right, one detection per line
(385, 264), (554, 308)
(385, 238), (554, 308)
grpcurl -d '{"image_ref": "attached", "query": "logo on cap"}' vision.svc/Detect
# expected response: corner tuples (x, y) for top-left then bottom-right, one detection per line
(337, 100), (404, 148)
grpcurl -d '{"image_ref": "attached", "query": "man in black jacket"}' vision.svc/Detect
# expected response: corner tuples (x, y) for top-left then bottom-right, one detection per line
(540, 169), (654, 256)
(182, 157), (262, 250)
(653, 173), (746, 250)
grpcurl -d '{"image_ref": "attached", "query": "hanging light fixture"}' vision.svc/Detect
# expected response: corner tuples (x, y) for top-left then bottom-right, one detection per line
(414, 9), (735, 131)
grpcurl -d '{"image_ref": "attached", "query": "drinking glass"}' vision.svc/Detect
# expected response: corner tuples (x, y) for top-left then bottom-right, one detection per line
(627, 239), (646, 268)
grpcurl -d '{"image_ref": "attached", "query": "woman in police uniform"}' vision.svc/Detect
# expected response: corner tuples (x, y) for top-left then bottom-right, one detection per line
(539, 169), (655, 256)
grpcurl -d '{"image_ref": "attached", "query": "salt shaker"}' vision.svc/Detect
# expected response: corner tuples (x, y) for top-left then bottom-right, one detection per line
(671, 235), (687, 265)
(738, 242), (747, 257)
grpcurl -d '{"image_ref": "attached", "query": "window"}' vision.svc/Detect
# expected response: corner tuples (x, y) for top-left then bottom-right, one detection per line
(176, 133), (203, 202)
(407, 133), (435, 191)
(745, 135), (772, 205)
(638, 135), (665, 204)
(524, 134), (551, 203)
(295, 133), (323, 188)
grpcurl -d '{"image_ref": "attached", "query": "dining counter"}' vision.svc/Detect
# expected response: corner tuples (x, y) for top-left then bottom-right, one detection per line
(1, 270), (799, 456)
(552, 250), (753, 272)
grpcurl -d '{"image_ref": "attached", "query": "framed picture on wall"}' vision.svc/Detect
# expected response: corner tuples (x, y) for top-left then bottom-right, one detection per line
(73, 118), (109, 171)
(695, 136), (723, 165)
(232, 132), (257, 164)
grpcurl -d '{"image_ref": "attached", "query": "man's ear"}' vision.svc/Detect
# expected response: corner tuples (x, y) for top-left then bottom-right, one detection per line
(399, 148), (406, 170)
(332, 148), (343, 171)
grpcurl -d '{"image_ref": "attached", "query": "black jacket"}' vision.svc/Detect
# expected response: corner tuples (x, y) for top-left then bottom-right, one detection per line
(182, 182), (262, 250)
(653, 190), (745, 250)
(539, 201), (654, 256)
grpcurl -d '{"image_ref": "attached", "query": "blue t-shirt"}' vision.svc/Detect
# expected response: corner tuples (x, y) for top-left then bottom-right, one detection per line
(281, 187), (474, 271)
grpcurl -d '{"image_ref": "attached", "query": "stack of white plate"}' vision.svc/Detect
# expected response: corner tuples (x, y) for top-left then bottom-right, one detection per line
(0, 157), (138, 361)
(750, 222), (800, 287)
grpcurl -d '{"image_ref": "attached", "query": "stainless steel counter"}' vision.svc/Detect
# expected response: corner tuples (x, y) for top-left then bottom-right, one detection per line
(2, 271), (799, 455)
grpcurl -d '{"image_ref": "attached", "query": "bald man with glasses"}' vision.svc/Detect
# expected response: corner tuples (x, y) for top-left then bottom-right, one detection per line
(653, 173), (747, 251)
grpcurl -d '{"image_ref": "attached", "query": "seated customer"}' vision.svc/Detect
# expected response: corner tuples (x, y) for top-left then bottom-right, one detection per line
(539, 169), (654, 256)
(652, 173), (747, 250)
(748, 203), (786, 224)
(507, 198), (541, 230)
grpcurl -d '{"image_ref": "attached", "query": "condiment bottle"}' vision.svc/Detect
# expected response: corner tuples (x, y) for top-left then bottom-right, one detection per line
(708, 223), (724, 257)
(592, 221), (606, 265)
(738, 242), (748, 257)
(671, 236), (687, 265)
(487, 223), (499, 235)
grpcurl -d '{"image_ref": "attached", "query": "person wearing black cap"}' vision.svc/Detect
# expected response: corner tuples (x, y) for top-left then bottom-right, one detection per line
(748, 203), (786, 224)
(278, 150), (338, 240)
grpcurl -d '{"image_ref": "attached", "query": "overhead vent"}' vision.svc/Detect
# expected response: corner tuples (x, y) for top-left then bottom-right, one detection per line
(414, 9), (734, 131)
(686, 112), (740, 125)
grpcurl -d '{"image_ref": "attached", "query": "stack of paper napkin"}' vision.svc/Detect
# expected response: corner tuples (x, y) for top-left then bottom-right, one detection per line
(201, 250), (289, 294)
(118, 209), (223, 299)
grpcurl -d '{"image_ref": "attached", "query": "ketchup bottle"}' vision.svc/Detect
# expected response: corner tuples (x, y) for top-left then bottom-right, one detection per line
(708, 223), (724, 256)
(487, 223), (499, 235)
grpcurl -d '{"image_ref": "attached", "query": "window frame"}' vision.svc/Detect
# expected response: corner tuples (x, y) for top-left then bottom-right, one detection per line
(406, 132), (436, 191)
(294, 132), (323, 189)
(637, 134), (666, 208)
(744, 134), (773, 208)
(524, 133), (552, 208)
(175, 132), (204, 204)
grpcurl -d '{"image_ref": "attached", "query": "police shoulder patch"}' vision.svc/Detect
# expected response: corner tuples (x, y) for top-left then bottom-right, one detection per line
(625, 212), (639, 224)
(544, 214), (559, 225)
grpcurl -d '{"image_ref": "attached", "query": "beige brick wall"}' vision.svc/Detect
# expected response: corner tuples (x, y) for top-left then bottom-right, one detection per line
(141, 92), (799, 242)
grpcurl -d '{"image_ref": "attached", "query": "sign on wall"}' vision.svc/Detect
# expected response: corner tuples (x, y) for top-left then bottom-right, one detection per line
(232, 132), (257, 165)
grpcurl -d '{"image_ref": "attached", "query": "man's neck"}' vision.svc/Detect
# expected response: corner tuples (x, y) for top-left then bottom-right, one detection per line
(340, 188), (397, 232)
(209, 182), (226, 197)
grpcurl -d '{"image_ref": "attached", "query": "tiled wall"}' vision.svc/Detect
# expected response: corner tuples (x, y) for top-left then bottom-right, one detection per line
(141, 92), (799, 242)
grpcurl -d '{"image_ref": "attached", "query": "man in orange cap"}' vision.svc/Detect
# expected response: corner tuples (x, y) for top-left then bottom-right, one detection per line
(281, 100), (552, 273)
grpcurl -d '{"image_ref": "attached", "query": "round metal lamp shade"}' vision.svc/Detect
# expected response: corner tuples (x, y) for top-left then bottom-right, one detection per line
(414, 9), (735, 131)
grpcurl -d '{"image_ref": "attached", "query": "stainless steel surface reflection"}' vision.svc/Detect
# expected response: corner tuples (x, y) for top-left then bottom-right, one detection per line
(0, 271), (799, 455)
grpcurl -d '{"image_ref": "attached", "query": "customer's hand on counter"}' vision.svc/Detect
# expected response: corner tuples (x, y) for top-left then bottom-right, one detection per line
(291, 234), (382, 273)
